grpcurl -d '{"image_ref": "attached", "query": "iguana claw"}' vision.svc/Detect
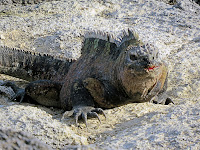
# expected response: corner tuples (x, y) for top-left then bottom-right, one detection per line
(11, 89), (25, 103)
(62, 106), (106, 127)
(150, 96), (174, 105)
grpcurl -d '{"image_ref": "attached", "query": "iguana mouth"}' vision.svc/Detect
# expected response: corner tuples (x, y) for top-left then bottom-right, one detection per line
(146, 65), (159, 71)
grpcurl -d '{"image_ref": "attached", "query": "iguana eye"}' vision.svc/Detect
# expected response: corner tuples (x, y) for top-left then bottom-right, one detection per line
(130, 54), (137, 61)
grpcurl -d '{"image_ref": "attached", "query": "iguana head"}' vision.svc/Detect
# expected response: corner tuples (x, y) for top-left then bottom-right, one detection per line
(116, 39), (163, 98)
(83, 29), (162, 79)
(123, 42), (162, 78)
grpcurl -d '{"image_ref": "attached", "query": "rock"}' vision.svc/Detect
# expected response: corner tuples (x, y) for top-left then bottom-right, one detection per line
(0, 104), (88, 149)
(174, 0), (200, 13)
(0, 128), (52, 150)
(0, 85), (15, 99)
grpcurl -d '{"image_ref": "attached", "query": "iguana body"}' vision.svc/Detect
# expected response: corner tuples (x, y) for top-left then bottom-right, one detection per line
(0, 30), (172, 125)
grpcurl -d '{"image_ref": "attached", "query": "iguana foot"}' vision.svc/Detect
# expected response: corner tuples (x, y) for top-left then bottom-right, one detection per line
(62, 106), (106, 127)
(0, 80), (25, 102)
(150, 96), (174, 105)
(11, 89), (25, 103)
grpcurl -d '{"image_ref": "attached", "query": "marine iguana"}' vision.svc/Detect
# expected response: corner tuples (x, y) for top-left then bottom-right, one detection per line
(0, 29), (173, 126)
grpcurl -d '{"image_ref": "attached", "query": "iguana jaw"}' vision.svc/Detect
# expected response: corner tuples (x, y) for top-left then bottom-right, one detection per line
(126, 64), (161, 79)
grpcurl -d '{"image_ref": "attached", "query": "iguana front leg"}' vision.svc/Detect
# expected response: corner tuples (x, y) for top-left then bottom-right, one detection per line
(146, 76), (173, 105)
(62, 79), (106, 126)
(145, 64), (173, 105)
(147, 81), (173, 105)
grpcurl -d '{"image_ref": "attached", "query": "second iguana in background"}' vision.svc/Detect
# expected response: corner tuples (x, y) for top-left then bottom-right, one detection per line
(0, 29), (173, 126)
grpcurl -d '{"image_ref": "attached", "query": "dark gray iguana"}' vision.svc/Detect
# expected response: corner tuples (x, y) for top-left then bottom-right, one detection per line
(0, 29), (173, 126)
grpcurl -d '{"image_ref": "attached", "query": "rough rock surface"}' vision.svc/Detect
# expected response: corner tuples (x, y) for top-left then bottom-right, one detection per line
(0, 128), (52, 150)
(0, 0), (200, 149)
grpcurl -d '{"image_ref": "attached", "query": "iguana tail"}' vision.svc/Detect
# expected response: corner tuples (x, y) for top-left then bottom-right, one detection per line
(0, 46), (74, 82)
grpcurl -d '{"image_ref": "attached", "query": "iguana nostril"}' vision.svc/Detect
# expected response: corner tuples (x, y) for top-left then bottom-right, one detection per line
(143, 58), (149, 62)
(142, 58), (151, 68)
(130, 54), (137, 61)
